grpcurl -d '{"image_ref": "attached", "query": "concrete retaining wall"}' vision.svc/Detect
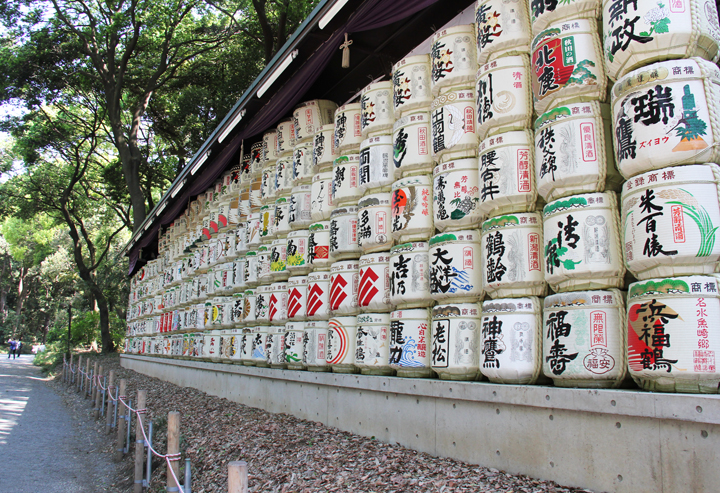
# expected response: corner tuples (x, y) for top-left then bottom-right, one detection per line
(121, 354), (720, 492)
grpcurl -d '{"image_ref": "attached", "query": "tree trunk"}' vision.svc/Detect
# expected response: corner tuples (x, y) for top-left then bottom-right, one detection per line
(13, 266), (28, 335)
(0, 254), (7, 323)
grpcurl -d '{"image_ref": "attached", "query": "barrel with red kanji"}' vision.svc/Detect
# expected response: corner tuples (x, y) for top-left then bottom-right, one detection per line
(358, 193), (393, 254)
(307, 270), (331, 321)
(389, 242), (432, 308)
(389, 308), (434, 378)
(330, 260), (360, 316)
(287, 276), (308, 321)
(627, 275), (720, 393)
(358, 253), (392, 312)
(269, 281), (288, 325)
(285, 321), (306, 370)
(304, 320), (330, 372)
(430, 24), (477, 96)
(391, 175), (434, 243)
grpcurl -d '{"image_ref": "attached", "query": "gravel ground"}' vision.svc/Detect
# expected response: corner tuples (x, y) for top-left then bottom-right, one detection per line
(0, 355), (118, 493)
(51, 354), (595, 493)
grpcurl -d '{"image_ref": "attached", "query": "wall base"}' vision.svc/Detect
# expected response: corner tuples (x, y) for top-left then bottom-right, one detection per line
(121, 354), (720, 493)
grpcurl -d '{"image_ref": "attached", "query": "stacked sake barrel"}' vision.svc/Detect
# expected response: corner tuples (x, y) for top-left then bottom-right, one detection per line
(124, 0), (720, 393)
(602, 0), (720, 392)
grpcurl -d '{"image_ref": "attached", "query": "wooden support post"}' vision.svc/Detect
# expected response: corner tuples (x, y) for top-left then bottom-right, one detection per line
(85, 358), (91, 398)
(114, 378), (127, 461)
(167, 411), (180, 492)
(76, 355), (82, 392)
(133, 390), (147, 493)
(69, 354), (74, 385)
(228, 461), (249, 493)
(106, 370), (115, 434)
(94, 365), (103, 419)
(91, 361), (99, 402)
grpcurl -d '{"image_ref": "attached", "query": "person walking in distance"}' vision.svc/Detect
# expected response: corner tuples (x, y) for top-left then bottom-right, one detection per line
(15, 339), (22, 358)
(7, 338), (16, 359)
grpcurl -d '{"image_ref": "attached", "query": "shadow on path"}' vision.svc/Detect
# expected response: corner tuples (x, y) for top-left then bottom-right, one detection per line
(0, 356), (116, 492)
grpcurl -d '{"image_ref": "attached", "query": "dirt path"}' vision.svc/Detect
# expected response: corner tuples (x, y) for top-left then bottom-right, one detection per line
(0, 355), (117, 492)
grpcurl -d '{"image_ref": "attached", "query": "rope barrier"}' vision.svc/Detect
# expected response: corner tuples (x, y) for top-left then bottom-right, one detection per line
(117, 395), (185, 493)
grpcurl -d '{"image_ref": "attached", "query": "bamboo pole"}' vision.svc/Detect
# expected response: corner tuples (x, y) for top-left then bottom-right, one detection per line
(133, 390), (147, 493)
(167, 411), (180, 492)
(228, 461), (249, 493)
(105, 370), (115, 434)
(94, 365), (103, 419)
(114, 378), (127, 461)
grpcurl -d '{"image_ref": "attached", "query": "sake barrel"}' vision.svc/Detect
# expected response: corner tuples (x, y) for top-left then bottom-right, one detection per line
(292, 141), (314, 185)
(197, 274), (209, 301)
(621, 164), (720, 279)
(249, 176), (262, 212)
(477, 130), (538, 218)
(289, 185), (312, 230)
(293, 100), (338, 143)
(334, 103), (363, 153)
(431, 24), (478, 95)
(332, 154), (361, 205)
(260, 164), (276, 205)
(475, 0), (532, 64)
(239, 185), (252, 219)
(431, 303), (482, 380)
(255, 284), (272, 325)
(535, 101), (620, 202)
(273, 196), (291, 238)
(244, 251), (260, 289)
(246, 213), (263, 249)
(602, 0), (720, 81)
(361, 81), (394, 137)
(249, 142), (265, 177)
(235, 223), (248, 256)
(355, 313), (394, 375)
(287, 275), (308, 321)
(611, 58), (720, 178)
(431, 88), (478, 161)
(543, 192), (625, 291)
(308, 221), (331, 270)
(232, 256), (246, 294)
(358, 193), (393, 254)
(543, 289), (627, 388)
(311, 171), (334, 221)
(480, 297), (543, 384)
(389, 308), (434, 377)
(263, 129), (279, 163)
(239, 151), (253, 185)
(389, 242), (432, 308)
(530, 0), (602, 37)
(242, 288), (257, 324)
(330, 260), (360, 316)
(257, 246), (272, 285)
(287, 230), (311, 275)
(391, 175), (434, 243)
(304, 320), (330, 371)
(433, 158), (482, 232)
(276, 118), (295, 156)
(329, 207), (362, 261)
(392, 111), (433, 178)
(259, 205), (275, 241)
(478, 56), (532, 143)
(240, 328), (254, 365)
(530, 19), (608, 115)
(481, 213), (547, 298)
(231, 292), (244, 326)
(267, 326), (287, 369)
(307, 270), (331, 320)
(251, 327), (269, 367)
(269, 281), (288, 324)
(359, 135), (394, 193)
(270, 238), (288, 281)
(276, 156), (294, 197)
(358, 253), (392, 312)
(392, 54), (432, 116)
(313, 123), (338, 171)
(627, 275), (720, 392)
(327, 316), (358, 373)
(284, 321), (306, 369)
(429, 230), (485, 302)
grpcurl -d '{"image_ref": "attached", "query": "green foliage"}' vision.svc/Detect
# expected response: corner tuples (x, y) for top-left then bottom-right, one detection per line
(32, 341), (67, 375)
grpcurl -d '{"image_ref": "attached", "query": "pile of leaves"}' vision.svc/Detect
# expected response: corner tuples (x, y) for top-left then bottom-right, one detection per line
(52, 354), (592, 493)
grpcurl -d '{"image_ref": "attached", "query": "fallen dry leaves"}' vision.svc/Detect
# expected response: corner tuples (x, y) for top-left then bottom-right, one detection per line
(51, 354), (594, 493)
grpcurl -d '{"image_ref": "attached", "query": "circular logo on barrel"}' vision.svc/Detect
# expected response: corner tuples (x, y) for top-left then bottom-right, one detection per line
(327, 319), (348, 364)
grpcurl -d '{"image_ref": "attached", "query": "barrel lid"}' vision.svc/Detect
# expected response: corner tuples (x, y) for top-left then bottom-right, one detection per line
(482, 213), (542, 233)
(545, 290), (623, 309)
(628, 275), (720, 300)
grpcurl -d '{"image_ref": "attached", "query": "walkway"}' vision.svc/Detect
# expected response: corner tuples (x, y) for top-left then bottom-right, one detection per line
(0, 355), (115, 492)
